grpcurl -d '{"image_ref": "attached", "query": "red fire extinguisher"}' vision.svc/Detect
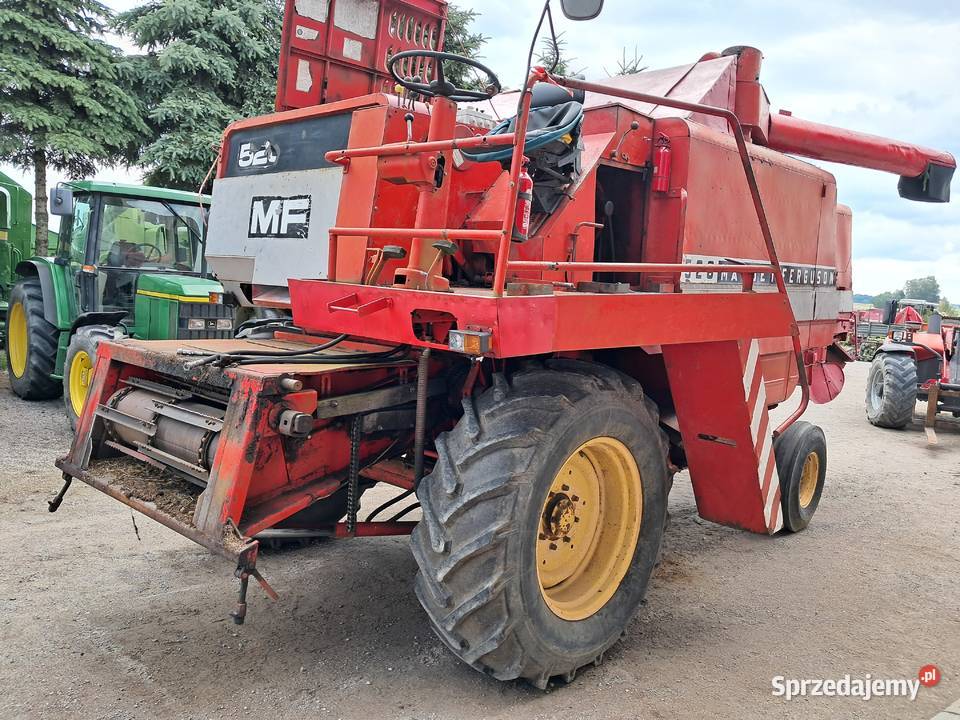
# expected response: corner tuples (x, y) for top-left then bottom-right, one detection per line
(652, 134), (672, 193)
(512, 160), (533, 242)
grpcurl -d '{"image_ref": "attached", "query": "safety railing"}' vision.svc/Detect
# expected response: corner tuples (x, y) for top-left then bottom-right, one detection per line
(325, 132), (516, 164)
(320, 65), (809, 434)
(551, 74), (809, 434)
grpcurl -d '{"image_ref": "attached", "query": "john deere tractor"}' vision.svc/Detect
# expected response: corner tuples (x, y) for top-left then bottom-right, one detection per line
(1, 171), (59, 333)
(4, 182), (234, 427)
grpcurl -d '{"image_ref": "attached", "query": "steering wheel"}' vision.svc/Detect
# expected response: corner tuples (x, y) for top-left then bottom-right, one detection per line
(131, 243), (162, 263)
(388, 50), (501, 103)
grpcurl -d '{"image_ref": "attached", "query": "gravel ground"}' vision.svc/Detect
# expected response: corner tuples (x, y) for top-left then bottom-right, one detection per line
(1, 361), (958, 719)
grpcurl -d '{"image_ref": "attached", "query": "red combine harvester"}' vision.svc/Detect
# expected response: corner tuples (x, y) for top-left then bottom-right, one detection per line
(52, 0), (954, 688)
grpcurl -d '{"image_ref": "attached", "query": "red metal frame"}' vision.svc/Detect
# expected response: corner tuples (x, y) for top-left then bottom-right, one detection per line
(311, 65), (811, 434)
(55, 337), (422, 557)
(551, 74), (810, 435)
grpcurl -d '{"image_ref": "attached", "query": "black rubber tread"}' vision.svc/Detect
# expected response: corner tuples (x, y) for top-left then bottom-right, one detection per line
(411, 359), (670, 689)
(63, 325), (122, 431)
(5, 277), (61, 400)
(773, 421), (826, 533)
(865, 352), (917, 429)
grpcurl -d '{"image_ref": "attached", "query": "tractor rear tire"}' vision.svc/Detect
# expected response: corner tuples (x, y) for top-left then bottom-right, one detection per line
(865, 352), (917, 429)
(5, 278), (61, 400)
(774, 421), (826, 532)
(64, 325), (123, 431)
(411, 360), (669, 689)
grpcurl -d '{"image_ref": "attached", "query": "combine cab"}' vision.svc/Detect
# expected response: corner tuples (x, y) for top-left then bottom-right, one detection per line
(52, 0), (954, 688)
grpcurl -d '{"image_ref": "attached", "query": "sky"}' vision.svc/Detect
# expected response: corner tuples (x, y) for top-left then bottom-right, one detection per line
(3, 0), (958, 299)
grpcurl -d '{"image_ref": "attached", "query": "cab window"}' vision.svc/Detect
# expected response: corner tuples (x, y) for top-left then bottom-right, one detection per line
(56, 195), (92, 265)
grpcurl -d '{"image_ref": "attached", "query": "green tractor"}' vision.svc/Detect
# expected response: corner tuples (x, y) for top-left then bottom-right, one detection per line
(0, 171), (58, 332)
(4, 181), (234, 427)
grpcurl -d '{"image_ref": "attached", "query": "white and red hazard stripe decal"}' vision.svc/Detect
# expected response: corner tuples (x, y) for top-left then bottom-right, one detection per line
(742, 339), (783, 533)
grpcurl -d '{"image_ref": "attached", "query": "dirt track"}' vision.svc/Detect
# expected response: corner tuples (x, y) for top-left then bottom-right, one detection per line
(1, 361), (958, 719)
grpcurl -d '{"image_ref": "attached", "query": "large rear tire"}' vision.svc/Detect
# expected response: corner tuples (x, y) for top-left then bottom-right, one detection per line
(5, 278), (61, 400)
(865, 352), (917, 429)
(411, 360), (669, 688)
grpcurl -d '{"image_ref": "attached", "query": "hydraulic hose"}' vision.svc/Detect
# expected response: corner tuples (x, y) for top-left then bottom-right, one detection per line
(232, 345), (409, 366)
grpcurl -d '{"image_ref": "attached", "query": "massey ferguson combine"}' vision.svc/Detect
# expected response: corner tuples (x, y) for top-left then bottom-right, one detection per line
(52, 0), (954, 688)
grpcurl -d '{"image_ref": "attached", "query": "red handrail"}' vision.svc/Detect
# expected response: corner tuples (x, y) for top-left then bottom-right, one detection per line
(507, 261), (773, 274)
(330, 227), (504, 240)
(325, 132), (517, 164)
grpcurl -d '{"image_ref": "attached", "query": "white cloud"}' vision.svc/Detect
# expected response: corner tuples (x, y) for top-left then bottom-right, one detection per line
(854, 256), (960, 301)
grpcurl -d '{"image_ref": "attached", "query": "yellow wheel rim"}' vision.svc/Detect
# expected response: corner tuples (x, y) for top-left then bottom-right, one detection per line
(69, 350), (94, 418)
(536, 436), (642, 621)
(8, 302), (28, 379)
(798, 451), (820, 509)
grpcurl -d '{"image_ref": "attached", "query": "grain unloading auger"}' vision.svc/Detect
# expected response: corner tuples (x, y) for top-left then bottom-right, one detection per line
(52, 0), (954, 688)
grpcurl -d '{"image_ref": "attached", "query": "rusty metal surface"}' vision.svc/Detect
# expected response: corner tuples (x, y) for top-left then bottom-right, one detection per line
(54, 456), (251, 565)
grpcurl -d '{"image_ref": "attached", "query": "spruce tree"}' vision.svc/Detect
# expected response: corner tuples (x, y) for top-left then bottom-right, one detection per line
(0, 0), (147, 254)
(115, 0), (283, 191)
(443, 5), (489, 91)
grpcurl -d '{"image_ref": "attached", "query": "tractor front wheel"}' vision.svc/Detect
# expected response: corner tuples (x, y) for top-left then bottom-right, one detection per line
(64, 325), (124, 430)
(5, 278), (61, 400)
(411, 360), (669, 688)
(865, 352), (917, 429)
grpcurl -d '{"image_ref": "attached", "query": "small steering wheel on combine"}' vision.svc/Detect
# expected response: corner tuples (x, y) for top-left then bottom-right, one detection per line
(388, 50), (502, 103)
(131, 243), (162, 263)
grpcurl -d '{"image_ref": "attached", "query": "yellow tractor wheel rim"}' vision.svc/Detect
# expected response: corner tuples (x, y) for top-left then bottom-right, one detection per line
(536, 436), (642, 621)
(8, 302), (28, 379)
(69, 350), (94, 418)
(798, 451), (820, 509)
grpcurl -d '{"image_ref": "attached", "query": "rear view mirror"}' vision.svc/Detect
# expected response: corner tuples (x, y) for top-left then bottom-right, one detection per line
(559, 0), (604, 20)
(49, 186), (73, 216)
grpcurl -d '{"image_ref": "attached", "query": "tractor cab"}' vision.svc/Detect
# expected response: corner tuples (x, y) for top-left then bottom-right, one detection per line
(5, 181), (234, 427)
(891, 297), (936, 328)
(52, 184), (208, 324)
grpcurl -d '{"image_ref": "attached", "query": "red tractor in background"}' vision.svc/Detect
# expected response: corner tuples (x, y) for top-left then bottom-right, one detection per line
(50, 0), (955, 688)
(867, 299), (960, 441)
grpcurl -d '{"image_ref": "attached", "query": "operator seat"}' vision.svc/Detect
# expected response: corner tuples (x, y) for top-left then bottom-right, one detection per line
(462, 82), (586, 215)
(101, 211), (147, 311)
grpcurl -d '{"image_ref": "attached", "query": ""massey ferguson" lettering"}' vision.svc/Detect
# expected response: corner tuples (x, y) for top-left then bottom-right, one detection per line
(681, 254), (837, 287)
(248, 195), (311, 239)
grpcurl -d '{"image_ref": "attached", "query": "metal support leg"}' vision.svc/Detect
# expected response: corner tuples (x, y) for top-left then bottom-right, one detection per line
(925, 383), (940, 444)
(47, 473), (73, 512)
(413, 348), (431, 488)
(231, 569), (250, 625)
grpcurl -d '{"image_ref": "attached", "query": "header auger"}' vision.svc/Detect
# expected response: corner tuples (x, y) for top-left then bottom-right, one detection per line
(53, 0), (953, 689)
